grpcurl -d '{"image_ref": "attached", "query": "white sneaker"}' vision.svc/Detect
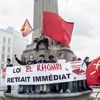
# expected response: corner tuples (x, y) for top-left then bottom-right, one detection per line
(66, 89), (71, 93)
(60, 89), (63, 93)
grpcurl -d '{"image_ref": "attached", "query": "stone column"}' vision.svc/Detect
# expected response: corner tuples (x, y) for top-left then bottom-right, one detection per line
(32, 0), (58, 41)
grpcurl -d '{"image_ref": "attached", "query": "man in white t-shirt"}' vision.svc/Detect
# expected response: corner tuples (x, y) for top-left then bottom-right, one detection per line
(57, 53), (71, 93)
(57, 53), (66, 64)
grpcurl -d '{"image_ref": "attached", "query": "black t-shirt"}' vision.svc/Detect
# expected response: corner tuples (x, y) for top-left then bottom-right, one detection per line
(48, 60), (56, 63)
(15, 57), (26, 65)
(38, 60), (48, 63)
(6, 64), (13, 67)
(27, 60), (37, 65)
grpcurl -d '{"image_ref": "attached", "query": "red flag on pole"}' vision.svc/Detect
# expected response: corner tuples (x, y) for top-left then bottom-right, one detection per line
(20, 19), (33, 37)
(43, 12), (74, 47)
(86, 56), (100, 86)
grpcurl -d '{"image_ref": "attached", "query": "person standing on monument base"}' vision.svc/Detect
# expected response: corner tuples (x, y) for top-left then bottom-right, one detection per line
(26, 55), (37, 94)
(48, 55), (57, 93)
(57, 53), (71, 93)
(48, 55), (56, 63)
(14, 54), (27, 94)
(76, 58), (83, 92)
(71, 57), (81, 92)
(5, 58), (13, 93)
(38, 54), (48, 94)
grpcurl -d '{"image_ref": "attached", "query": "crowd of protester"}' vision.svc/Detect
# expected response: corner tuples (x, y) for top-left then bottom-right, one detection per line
(4, 52), (92, 94)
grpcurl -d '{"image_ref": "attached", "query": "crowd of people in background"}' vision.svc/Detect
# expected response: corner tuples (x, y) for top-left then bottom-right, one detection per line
(4, 52), (92, 94)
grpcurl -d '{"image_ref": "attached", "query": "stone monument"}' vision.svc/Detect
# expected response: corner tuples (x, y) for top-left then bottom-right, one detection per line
(4, 1), (91, 100)
(23, 0), (74, 61)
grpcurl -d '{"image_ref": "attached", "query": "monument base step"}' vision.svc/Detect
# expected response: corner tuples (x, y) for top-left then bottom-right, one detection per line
(4, 91), (91, 100)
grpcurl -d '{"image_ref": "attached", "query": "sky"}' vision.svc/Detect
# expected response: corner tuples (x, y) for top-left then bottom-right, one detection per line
(0, 0), (100, 60)
(58, 0), (100, 60)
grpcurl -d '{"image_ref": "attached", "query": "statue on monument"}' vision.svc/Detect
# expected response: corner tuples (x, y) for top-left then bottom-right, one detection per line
(34, 35), (49, 52)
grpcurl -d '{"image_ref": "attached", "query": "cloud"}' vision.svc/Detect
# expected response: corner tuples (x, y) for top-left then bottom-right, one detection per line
(58, 0), (100, 59)
(58, 0), (93, 37)
(0, 0), (33, 30)
(0, 0), (99, 59)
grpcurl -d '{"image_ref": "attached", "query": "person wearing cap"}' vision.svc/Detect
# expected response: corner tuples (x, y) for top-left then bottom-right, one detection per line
(38, 54), (48, 94)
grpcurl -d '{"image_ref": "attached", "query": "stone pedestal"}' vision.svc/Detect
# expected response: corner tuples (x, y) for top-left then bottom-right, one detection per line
(4, 91), (91, 100)
(23, 42), (74, 61)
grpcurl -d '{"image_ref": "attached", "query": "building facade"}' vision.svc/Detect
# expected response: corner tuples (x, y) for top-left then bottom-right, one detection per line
(0, 27), (28, 67)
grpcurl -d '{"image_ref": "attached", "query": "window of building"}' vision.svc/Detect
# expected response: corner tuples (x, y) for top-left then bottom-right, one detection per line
(7, 47), (10, 53)
(2, 45), (5, 52)
(8, 38), (11, 45)
(0, 36), (1, 42)
(1, 54), (5, 61)
(2, 37), (6, 44)
(7, 55), (10, 58)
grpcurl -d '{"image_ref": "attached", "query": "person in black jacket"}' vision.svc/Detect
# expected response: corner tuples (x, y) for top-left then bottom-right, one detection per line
(15, 55), (26, 65)
(5, 58), (13, 93)
(82, 57), (92, 90)
(27, 55), (37, 65)
(38, 54), (48, 63)
(38, 54), (48, 94)
(14, 54), (27, 94)
(26, 55), (37, 94)
(48, 55), (56, 63)
(83, 57), (91, 67)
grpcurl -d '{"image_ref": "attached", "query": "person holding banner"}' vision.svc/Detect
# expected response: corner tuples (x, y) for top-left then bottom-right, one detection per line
(38, 54), (48, 94)
(76, 58), (83, 92)
(14, 54), (27, 94)
(15, 55), (26, 65)
(48, 55), (56, 63)
(57, 53), (71, 93)
(5, 58), (13, 93)
(26, 55), (37, 94)
(71, 57), (82, 92)
(48, 55), (57, 93)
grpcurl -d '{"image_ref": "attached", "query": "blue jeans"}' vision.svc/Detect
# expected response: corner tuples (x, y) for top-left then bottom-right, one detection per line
(18, 85), (26, 92)
(26, 85), (35, 92)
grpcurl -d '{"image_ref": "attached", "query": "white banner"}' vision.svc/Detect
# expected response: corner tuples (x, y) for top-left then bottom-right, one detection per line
(1, 61), (86, 85)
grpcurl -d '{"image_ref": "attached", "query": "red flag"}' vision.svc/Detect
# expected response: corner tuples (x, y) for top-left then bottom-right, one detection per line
(43, 12), (74, 47)
(20, 19), (33, 37)
(86, 56), (100, 86)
